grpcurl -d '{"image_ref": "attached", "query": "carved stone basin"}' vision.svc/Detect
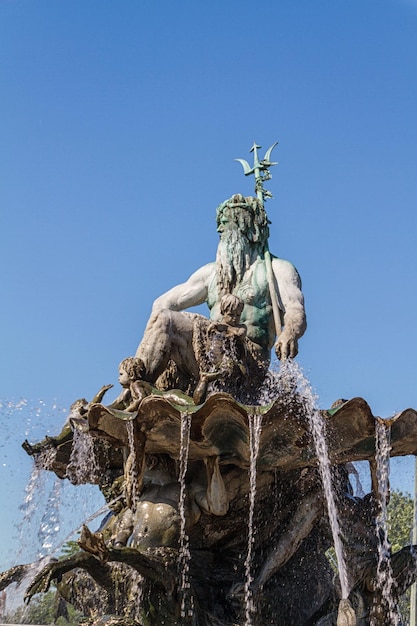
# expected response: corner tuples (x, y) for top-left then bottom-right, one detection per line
(85, 393), (417, 472)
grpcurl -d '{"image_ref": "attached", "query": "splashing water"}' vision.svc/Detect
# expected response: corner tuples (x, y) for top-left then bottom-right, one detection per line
(244, 412), (263, 626)
(0, 398), (67, 569)
(256, 358), (298, 405)
(0, 399), (107, 574)
(37, 477), (62, 554)
(16, 456), (67, 565)
(67, 429), (100, 484)
(5, 495), (125, 616)
(373, 419), (401, 625)
(284, 360), (350, 600)
(15, 463), (50, 563)
(4, 555), (56, 614)
(14, 462), (108, 570)
(178, 412), (194, 621)
(346, 462), (366, 498)
(48, 494), (123, 556)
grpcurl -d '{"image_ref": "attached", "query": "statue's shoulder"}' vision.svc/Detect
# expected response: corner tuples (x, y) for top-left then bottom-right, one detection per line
(188, 261), (216, 282)
(270, 254), (298, 271)
(270, 255), (302, 285)
(198, 260), (216, 274)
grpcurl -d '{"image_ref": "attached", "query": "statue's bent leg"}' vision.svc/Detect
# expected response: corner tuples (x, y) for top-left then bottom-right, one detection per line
(136, 310), (199, 384)
(135, 310), (174, 381)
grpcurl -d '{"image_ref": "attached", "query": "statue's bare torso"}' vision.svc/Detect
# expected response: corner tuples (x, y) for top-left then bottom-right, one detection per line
(136, 253), (306, 386)
(136, 194), (306, 387)
(208, 256), (275, 354)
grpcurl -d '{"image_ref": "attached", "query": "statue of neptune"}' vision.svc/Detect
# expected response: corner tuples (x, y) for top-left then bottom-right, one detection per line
(135, 194), (306, 394)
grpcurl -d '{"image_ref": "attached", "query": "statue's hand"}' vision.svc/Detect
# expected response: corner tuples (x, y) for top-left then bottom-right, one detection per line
(275, 333), (298, 360)
(100, 384), (114, 393)
(92, 384), (114, 404)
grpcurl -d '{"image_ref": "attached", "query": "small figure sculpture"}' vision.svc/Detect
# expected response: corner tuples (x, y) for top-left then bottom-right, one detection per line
(110, 469), (184, 551)
(110, 357), (153, 412)
(193, 293), (247, 403)
(102, 460), (183, 551)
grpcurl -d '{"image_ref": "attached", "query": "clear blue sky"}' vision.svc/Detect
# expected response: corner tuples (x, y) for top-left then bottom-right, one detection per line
(1, 0), (417, 571)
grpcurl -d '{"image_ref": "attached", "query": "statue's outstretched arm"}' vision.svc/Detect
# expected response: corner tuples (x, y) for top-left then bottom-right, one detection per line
(135, 263), (215, 371)
(272, 257), (307, 359)
(151, 263), (214, 313)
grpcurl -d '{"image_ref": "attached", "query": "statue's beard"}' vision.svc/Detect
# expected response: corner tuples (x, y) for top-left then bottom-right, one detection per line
(216, 227), (252, 294)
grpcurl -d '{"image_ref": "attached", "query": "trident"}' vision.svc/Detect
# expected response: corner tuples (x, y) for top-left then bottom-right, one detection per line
(235, 142), (283, 347)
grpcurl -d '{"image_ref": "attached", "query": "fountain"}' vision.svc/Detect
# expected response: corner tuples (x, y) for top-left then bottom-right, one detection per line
(2, 142), (417, 625)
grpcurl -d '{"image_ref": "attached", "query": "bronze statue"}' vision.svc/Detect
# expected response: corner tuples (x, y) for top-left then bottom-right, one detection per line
(135, 193), (306, 396)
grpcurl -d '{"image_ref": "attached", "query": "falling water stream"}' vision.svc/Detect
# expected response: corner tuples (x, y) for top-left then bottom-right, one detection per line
(10, 484), (123, 614)
(373, 419), (400, 625)
(288, 361), (350, 600)
(244, 412), (263, 626)
(67, 429), (100, 484)
(16, 463), (50, 563)
(37, 477), (62, 554)
(48, 494), (124, 556)
(179, 411), (194, 621)
(3, 365), (411, 624)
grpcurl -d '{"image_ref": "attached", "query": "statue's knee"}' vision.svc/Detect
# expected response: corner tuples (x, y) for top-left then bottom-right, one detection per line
(148, 310), (173, 335)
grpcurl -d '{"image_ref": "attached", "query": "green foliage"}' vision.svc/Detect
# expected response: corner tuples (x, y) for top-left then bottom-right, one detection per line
(3, 590), (82, 625)
(26, 591), (56, 623)
(2, 605), (24, 623)
(58, 539), (81, 558)
(388, 489), (414, 553)
(3, 591), (56, 624)
(1, 540), (83, 625)
(326, 489), (415, 621)
(388, 489), (414, 623)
